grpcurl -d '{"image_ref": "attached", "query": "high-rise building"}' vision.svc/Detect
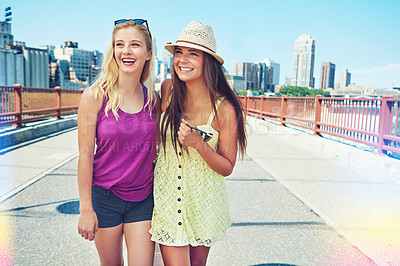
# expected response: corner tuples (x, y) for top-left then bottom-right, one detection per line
(291, 35), (315, 88)
(234, 62), (258, 90)
(320, 62), (335, 90)
(89, 50), (103, 84)
(257, 62), (274, 92)
(263, 58), (280, 86)
(339, 69), (351, 90)
(162, 49), (173, 71)
(227, 75), (245, 92)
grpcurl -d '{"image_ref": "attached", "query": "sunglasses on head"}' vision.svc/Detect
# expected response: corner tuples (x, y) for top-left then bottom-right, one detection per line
(114, 19), (151, 35)
(190, 127), (213, 143)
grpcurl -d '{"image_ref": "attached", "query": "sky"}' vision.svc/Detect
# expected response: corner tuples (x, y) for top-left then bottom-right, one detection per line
(2, 0), (400, 89)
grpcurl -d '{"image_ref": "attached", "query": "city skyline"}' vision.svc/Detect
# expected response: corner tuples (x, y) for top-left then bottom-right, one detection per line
(1, 0), (399, 89)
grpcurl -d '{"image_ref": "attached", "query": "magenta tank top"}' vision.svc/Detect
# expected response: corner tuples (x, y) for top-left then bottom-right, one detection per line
(92, 84), (156, 201)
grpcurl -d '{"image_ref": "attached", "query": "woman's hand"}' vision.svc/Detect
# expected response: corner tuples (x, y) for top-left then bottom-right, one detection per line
(77, 209), (98, 241)
(177, 119), (204, 150)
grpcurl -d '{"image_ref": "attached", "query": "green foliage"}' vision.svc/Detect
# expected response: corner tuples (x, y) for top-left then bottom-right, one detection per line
(279, 86), (330, 97)
(313, 88), (331, 97)
(254, 89), (264, 95)
(238, 87), (331, 97)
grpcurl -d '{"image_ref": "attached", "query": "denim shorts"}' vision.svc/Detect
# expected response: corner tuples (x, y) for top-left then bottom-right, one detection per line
(92, 185), (154, 228)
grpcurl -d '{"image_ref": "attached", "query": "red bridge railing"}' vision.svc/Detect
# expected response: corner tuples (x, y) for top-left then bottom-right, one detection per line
(239, 95), (400, 156)
(2, 86), (399, 157)
(0, 84), (83, 127)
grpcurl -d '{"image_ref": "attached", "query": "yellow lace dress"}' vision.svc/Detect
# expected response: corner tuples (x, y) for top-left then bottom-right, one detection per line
(150, 98), (231, 247)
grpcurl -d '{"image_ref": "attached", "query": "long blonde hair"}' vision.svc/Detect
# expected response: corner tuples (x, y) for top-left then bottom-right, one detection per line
(91, 20), (156, 118)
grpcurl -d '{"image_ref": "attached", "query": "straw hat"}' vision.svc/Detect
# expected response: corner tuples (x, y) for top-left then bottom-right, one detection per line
(165, 21), (224, 65)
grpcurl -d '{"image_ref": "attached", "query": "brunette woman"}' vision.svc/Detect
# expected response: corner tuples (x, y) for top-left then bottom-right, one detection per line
(150, 21), (246, 266)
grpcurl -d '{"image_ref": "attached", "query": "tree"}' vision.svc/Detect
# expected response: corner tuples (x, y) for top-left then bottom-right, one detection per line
(279, 86), (330, 97)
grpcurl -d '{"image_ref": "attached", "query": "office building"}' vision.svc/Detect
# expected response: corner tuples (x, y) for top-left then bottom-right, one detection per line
(50, 42), (101, 90)
(257, 62), (274, 92)
(227, 74), (245, 92)
(89, 50), (103, 84)
(234, 62), (258, 91)
(320, 62), (335, 90)
(158, 61), (169, 82)
(154, 57), (170, 83)
(263, 58), (280, 85)
(162, 49), (173, 70)
(291, 35), (315, 88)
(339, 69), (351, 90)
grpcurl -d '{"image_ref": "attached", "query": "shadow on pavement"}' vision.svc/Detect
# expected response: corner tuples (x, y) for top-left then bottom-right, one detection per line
(0, 127), (77, 155)
(57, 200), (80, 214)
(0, 198), (79, 215)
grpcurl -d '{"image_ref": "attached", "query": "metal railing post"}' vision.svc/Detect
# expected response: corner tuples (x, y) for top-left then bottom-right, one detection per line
(55, 86), (62, 119)
(245, 96), (248, 116)
(260, 95), (265, 119)
(314, 95), (323, 135)
(377, 95), (394, 154)
(13, 84), (22, 127)
(280, 96), (287, 126)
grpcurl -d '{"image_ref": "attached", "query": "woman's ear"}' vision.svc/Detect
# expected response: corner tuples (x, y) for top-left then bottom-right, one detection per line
(146, 50), (152, 61)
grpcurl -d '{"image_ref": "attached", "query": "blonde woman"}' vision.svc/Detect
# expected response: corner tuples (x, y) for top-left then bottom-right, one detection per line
(150, 21), (246, 266)
(77, 19), (160, 265)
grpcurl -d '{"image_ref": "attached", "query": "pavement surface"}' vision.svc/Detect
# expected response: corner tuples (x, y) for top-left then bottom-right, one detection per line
(0, 117), (399, 265)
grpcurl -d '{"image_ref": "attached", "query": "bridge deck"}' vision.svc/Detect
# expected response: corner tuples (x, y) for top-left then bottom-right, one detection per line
(0, 116), (399, 265)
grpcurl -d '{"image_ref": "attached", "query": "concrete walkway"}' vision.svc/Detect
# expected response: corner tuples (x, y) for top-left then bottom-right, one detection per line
(244, 116), (400, 265)
(0, 127), (78, 203)
(1, 117), (399, 265)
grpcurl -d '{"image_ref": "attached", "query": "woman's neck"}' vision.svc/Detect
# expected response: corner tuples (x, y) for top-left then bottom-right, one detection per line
(185, 79), (210, 104)
(117, 72), (142, 95)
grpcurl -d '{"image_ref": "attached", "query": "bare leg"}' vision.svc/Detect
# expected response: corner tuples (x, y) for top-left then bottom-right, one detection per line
(94, 224), (124, 266)
(190, 245), (210, 266)
(124, 220), (154, 266)
(160, 244), (190, 266)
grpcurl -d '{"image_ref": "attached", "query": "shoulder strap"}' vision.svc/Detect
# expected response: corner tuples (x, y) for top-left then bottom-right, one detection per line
(206, 97), (226, 125)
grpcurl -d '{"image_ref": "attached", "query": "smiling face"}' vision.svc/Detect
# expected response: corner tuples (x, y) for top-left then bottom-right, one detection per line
(113, 26), (151, 76)
(173, 46), (204, 83)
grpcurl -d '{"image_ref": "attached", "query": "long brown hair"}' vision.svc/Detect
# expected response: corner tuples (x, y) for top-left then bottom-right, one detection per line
(161, 51), (247, 157)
